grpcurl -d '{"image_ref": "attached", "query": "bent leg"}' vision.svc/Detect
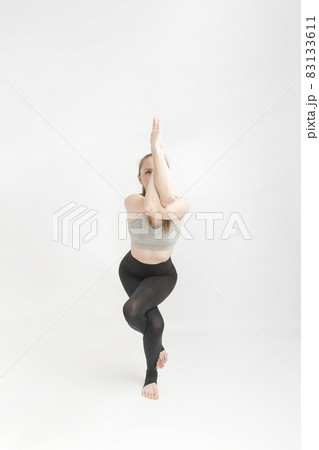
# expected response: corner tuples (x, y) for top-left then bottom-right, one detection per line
(119, 264), (165, 351)
(143, 307), (165, 387)
(122, 284), (166, 387)
(122, 285), (160, 335)
(121, 269), (178, 388)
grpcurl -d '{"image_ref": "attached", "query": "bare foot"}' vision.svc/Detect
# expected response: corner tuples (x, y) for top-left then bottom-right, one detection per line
(156, 350), (168, 369)
(141, 382), (159, 400)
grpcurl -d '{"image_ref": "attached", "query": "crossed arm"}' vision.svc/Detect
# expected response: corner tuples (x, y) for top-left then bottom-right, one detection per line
(151, 147), (175, 207)
(143, 163), (190, 222)
(144, 171), (171, 215)
(144, 173), (189, 221)
(135, 117), (189, 220)
(124, 165), (189, 222)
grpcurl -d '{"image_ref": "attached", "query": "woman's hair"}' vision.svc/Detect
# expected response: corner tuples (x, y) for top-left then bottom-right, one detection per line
(138, 153), (172, 234)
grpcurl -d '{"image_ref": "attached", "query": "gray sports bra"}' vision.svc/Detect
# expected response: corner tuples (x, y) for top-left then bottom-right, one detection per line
(128, 212), (181, 250)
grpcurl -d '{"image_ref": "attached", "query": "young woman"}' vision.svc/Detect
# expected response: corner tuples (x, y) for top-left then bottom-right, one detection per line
(118, 118), (190, 400)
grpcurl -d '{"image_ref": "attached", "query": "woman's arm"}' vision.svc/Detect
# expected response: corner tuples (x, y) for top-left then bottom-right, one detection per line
(144, 170), (164, 214)
(144, 171), (190, 221)
(150, 118), (175, 206)
(152, 147), (175, 206)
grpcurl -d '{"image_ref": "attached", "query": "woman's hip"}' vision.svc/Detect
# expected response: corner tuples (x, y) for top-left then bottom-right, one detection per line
(119, 250), (177, 278)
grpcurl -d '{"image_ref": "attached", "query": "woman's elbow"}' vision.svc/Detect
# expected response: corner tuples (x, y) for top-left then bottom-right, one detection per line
(161, 195), (176, 207)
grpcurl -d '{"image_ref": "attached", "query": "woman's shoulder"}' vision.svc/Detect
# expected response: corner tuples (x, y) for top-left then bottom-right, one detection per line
(124, 193), (145, 222)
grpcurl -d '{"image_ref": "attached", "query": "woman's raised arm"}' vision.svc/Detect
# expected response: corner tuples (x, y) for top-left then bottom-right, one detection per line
(150, 118), (175, 206)
(144, 170), (165, 214)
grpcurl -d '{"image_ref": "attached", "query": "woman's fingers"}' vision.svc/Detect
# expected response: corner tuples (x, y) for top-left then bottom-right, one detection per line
(152, 117), (156, 132)
(151, 117), (161, 139)
(152, 117), (160, 131)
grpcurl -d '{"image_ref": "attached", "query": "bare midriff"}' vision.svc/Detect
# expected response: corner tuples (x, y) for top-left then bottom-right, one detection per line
(130, 241), (174, 264)
(128, 211), (183, 264)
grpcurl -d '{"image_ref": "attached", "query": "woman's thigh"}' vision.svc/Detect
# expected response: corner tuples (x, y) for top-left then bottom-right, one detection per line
(118, 263), (142, 297)
(139, 273), (178, 304)
(119, 256), (178, 304)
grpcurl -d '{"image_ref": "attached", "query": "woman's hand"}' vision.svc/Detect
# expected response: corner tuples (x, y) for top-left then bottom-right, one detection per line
(150, 117), (164, 151)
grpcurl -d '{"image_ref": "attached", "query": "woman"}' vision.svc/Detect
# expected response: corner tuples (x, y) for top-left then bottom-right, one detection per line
(118, 117), (190, 400)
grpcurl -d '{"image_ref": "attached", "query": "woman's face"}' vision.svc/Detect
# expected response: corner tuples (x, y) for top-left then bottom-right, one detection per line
(138, 157), (153, 191)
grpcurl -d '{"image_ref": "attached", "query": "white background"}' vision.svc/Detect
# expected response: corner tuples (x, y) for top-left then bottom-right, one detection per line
(0, 1), (300, 449)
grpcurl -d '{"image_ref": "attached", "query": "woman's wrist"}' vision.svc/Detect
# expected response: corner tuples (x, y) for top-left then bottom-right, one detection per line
(151, 144), (162, 154)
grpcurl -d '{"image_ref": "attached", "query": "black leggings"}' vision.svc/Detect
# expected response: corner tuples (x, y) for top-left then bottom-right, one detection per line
(118, 250), (178, 387)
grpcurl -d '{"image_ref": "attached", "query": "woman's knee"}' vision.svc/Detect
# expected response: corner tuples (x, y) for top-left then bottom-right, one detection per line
(122, 300), (138, 321)
(148, 317), (164, 335)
